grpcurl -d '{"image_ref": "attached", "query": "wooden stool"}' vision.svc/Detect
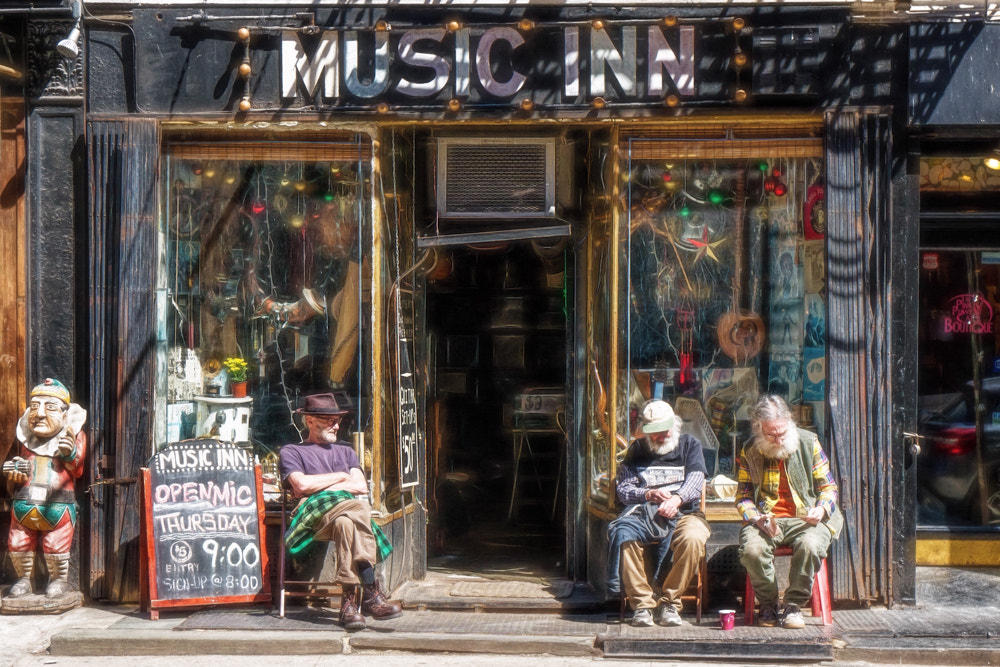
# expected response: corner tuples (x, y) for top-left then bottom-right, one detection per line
(617, 483), (707, 624)
(743, 545), (832, 626)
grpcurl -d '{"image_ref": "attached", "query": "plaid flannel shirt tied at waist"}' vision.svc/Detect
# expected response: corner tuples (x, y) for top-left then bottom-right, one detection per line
(284, 489), (393, 559)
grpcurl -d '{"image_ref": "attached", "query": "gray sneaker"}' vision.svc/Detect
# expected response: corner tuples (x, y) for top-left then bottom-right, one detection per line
(632, 608), (654, 627)
(758, 603), (780, 627)
(657, 605), (683, 627)
(782, 604), (805, 629)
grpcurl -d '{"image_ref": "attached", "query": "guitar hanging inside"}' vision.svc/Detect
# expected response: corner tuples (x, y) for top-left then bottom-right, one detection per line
(717, 167), (765, 364)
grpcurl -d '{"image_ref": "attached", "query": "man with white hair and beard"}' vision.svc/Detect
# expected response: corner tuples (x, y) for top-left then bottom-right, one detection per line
(736, 394), (842, 629)
(607, 399), (710, 627)
(280, 392), (402, 630)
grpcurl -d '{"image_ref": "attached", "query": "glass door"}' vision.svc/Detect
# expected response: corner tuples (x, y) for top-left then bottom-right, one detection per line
(917, 249), (1000, 528)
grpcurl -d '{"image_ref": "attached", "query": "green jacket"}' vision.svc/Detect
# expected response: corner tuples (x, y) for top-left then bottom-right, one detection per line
(736, 427), (843, 539)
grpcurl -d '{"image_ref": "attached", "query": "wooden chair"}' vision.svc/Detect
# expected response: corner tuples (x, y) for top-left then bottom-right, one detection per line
(743, 546), (833, 626)
(276, 436), (369, 618)
(618, 482), (708, 623)
(276, 486), (341, 618)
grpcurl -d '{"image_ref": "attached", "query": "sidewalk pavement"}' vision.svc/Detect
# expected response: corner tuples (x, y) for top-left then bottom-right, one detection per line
(1, 598), (998, 666)
(3, 567), (1000, 666)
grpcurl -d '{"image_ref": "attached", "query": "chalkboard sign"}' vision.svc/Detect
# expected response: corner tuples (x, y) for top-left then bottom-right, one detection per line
(397, 286), (420, 488)
(141, 438), (270, 618)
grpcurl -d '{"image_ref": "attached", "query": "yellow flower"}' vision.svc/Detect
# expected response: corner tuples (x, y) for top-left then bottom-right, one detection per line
(223, 357), (249, 382)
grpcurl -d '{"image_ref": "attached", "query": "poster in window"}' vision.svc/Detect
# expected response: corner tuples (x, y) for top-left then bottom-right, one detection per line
(802, 347), (825, 402)
(772, 302), (804, 349)
(771, 241), (803, 303)
(804, 294), (826, 348)
(803, 240), (826, 295)
(768, 349), (803, 405)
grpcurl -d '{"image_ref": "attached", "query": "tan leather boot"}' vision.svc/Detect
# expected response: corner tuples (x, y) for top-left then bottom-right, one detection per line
(9, 552), (35, 598)
(44, 553), (71, 598)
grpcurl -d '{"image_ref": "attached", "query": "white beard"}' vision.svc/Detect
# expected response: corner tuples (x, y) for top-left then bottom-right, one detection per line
(652, 430), (681, 456)
(755, 427), (799, 460)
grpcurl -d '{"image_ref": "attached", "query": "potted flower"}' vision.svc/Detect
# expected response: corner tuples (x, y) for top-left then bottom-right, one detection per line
(223, 357), (249, 397)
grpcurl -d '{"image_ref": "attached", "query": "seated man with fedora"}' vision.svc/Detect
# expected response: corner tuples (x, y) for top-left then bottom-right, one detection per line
(280, 392), (402, 630)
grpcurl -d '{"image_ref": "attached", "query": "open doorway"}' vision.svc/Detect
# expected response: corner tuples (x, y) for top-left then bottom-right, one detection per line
(424, 239), (569, 580)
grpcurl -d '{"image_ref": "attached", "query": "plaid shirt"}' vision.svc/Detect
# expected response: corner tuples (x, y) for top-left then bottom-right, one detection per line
(284, 489), (393, 560)
(735, 435), (838, 525)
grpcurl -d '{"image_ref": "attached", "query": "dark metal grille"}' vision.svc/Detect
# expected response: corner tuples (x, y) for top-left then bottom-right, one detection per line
(443, 143), (549, 215)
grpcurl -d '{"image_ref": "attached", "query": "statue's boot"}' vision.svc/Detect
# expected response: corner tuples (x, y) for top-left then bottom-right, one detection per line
(44, 553), (71, 598)
(9, 552), (35, 598)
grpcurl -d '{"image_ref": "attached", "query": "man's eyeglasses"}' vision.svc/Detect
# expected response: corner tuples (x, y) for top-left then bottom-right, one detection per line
(311, 415), (343, 427)
(761, 424), (788, 441)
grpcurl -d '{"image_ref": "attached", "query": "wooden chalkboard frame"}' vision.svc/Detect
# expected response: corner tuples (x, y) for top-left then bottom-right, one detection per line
(139, 443), (271, 619)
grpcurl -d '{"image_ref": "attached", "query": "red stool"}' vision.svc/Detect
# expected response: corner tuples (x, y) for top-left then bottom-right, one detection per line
(743, 545), (832, 626)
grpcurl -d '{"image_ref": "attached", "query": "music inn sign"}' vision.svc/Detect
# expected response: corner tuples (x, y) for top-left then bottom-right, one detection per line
(278, 23), (701, 105)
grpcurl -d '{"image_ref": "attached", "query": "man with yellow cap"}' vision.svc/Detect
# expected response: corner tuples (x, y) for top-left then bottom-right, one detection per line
(3, 378), (87, 599)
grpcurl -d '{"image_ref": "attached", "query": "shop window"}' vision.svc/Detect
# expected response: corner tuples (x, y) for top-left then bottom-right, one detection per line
(584, 130), (619, 504)
(917, 153), (1000, 528)
(619, 139), (827, 479)
(156, 138), (372, 469)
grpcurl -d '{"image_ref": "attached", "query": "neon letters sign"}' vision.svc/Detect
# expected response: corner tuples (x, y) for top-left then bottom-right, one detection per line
(944, 291), (994, 335)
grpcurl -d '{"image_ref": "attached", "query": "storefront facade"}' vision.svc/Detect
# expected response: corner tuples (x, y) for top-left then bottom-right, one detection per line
(1, 1), (918, 606)
(909, 18), (1000, 566)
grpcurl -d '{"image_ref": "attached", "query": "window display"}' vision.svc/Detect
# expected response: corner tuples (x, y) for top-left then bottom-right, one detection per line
(917, 155), (1000, 527)
(157, 141), (372, 460)
(621, 152), (827, 478)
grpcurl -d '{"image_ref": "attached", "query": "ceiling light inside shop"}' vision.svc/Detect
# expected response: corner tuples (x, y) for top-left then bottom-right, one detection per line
(985, 156), (1000, 171)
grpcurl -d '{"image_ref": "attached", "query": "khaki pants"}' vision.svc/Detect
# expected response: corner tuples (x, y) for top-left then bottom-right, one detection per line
(621, 513), (711, 612)
(312, 497), (378, 586)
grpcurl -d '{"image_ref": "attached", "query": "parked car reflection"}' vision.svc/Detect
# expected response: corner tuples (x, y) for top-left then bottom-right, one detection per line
(918, 377), (1000, 527)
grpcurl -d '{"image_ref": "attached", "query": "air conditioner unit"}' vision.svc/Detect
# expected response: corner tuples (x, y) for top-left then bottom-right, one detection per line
(436, 137), (556, 218)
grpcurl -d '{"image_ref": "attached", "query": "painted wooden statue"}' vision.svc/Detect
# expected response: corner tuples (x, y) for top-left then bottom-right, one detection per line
(3, 378), (86, 609)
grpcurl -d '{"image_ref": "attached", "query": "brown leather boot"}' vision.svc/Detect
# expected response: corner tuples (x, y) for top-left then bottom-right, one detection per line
(339, 586), (366, 630)
(360, 580), (402, 620)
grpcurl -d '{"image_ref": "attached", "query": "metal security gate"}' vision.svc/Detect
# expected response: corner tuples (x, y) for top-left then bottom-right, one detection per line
(825, 109), (903, 606)
(87, 118), (159, 601)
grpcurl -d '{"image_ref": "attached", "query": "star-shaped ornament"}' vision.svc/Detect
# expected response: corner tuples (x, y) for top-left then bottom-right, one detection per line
(688, 226), (726, 263)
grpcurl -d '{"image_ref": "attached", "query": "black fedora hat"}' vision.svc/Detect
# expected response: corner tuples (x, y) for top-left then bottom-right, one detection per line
(296, 393), (349, 416)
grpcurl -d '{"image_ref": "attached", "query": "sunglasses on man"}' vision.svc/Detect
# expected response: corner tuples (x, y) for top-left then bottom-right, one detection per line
(310, 415), (344, 427)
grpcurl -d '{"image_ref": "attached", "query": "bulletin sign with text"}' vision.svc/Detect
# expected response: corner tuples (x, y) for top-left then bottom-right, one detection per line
(140, 438), (270, 619)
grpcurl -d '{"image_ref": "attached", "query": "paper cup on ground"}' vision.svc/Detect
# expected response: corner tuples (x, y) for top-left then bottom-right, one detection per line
(719, 609), (736, 630)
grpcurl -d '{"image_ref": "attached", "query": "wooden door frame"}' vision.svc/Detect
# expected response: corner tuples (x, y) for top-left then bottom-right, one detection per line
(0, 96), (27, 464)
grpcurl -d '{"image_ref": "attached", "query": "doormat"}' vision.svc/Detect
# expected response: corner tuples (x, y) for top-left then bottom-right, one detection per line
(175, 608), (336, 631)
(449, 580), (574, 599)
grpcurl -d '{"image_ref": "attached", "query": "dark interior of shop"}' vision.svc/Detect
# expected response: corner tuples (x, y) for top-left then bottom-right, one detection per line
(423, 240), (568, 579)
